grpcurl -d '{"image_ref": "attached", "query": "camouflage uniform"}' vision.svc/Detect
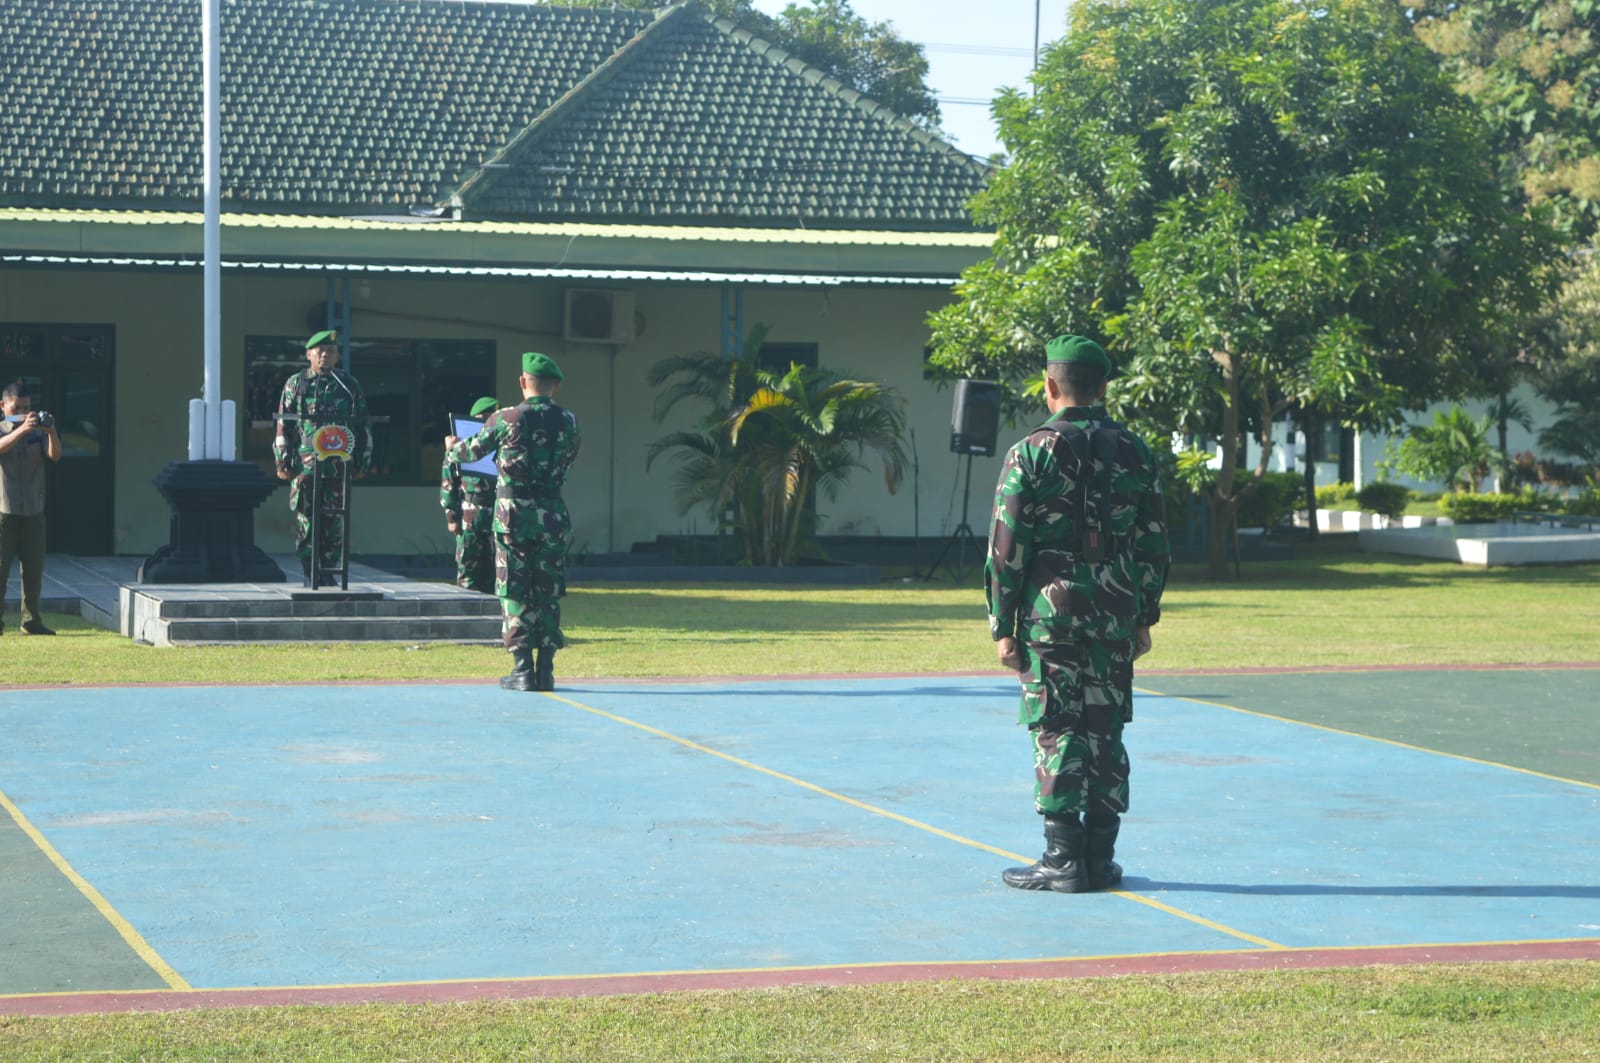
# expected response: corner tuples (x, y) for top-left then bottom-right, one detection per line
(440, 455), (496, 593)
(447, 397), (580, 655)
(985, 404), (1170, 821)
(273, 367), (372, 573)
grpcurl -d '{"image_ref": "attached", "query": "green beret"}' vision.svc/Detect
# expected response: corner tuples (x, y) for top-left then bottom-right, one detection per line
(521, 351), (564, 380)
(469, 396), (498, 418)
(1045, 335), (1116, 379)
(305, 329), (339, 349)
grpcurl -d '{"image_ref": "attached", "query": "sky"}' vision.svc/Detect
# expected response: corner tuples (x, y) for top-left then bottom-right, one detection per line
(749, 0), (1075, 160)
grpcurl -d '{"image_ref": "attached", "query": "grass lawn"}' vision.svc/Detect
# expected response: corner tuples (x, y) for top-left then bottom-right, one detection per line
(3, 963), (1597, 1061)
(5, 537), (1596, 686)
(3, 537), (1598, 1059)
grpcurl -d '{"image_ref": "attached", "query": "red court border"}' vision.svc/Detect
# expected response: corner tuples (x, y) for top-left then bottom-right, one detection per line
(4, 939), (1597, 1016)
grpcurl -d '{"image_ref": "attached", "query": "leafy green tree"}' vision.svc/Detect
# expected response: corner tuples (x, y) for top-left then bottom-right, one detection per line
(765, 0), (939, 130)
(1407, 2), (1600, 472)
(646, 331), (908, 565)
(547, 0), (940, 131)
(1409, 0), (1600, 244)
(1539, 409), (1600, 469)
(1537, 248), (1600, 396)
(927, 0), (1557, 578)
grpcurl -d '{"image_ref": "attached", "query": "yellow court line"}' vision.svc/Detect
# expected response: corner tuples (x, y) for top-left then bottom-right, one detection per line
(1135, 686), (1600, 792)
(0, 787), (190, 991)
(544, 691), (1287, 951)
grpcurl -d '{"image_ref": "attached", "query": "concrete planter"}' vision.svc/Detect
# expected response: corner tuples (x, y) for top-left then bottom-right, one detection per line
(1314, 510), (1450, 532)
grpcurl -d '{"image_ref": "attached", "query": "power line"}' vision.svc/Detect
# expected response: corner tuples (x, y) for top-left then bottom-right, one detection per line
(924, 42), (1033, 57)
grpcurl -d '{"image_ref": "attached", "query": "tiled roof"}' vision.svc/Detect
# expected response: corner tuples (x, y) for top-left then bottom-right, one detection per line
(0, 0), (990, 231)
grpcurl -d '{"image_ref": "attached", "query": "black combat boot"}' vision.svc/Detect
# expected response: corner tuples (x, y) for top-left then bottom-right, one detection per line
(534, 647), (556, 692)
(1084, 811), (1123, 890)
(1002, 814), (1088, 893)
(499, 647), (536, 691)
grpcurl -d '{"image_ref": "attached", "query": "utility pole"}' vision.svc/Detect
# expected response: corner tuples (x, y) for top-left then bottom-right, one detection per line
(1033, 0), (1041, 70)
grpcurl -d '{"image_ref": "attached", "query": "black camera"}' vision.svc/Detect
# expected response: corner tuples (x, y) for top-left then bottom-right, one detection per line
(35, 411), (53, 428)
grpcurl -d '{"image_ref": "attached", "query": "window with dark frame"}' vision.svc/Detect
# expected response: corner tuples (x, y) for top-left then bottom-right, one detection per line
(244, 336), (496, 485)
(757, 342), (818, 374)
(0, 323), (113, 460)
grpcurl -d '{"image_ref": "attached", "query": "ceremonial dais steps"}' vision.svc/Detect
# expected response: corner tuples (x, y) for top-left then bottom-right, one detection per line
(13, 555), (501, 646)
(120, 585), (502, 646)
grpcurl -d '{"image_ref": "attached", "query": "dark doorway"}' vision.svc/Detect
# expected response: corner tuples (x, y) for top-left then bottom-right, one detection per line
(0, 324), (116, 554)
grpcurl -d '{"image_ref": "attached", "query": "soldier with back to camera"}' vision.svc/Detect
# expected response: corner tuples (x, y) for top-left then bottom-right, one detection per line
(446, 353), (579, 692)
(985, 335), (1170, 894)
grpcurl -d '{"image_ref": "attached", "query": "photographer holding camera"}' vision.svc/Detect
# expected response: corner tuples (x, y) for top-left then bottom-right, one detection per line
(0, 380), (62, 636)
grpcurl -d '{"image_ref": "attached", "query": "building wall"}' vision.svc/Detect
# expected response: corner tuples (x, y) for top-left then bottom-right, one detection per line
(1352, 387), (1563, 493)
(0, 265), (1007, 556)
(1232, 384), (1565, 495)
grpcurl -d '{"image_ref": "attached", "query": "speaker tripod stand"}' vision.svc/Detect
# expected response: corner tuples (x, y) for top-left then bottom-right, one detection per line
(925, 453), (982, 582)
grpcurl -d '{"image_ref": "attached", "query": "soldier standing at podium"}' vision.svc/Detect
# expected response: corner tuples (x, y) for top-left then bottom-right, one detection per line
(273, 330), (372, 580)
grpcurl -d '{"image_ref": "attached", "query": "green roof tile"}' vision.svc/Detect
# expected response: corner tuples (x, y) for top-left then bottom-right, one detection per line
(0, 0), (989, 230)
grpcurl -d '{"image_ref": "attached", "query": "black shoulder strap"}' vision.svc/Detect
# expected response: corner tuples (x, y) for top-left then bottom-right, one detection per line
(1037, 416), (1121, 561)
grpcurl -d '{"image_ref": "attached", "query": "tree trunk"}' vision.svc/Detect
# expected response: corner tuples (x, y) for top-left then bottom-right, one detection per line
(1206, 492), (1237, 579)
(1206, 348), (1243, 581)
(1494, 409), (1510, 493)
(1301, 408), (1319, 541)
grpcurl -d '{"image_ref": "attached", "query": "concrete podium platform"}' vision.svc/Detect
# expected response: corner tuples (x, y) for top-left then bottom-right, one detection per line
(1359, 519), (1600, 566)
(4, 555), (500, 646)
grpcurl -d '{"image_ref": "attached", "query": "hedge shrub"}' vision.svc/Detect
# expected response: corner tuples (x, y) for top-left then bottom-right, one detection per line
(1315, 481), (1355, 507)
(1236, 471), (1305, 529)
(1355, 481), (1413, 521)
(1564, 489), (1600, 517)
(1439, 489), (1559, 523)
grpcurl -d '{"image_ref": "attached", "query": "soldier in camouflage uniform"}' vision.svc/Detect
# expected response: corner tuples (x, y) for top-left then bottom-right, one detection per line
(985, 335), (1170, 894)
(446, 352), (579, 692)
(273, 330), (372, 581)
(440, 395), (500, 593)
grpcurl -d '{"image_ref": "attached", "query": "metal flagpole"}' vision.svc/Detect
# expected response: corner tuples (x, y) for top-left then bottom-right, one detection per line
(201, 0), (222, 459)
(137, 0), (280, 584)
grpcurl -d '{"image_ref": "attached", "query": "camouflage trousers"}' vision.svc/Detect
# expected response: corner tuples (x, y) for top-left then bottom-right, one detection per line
(288, 466), (350, 571)
(454, 499), (495, 594)
(1017, 636), (1135, 818)
(494, 498), (570, 654)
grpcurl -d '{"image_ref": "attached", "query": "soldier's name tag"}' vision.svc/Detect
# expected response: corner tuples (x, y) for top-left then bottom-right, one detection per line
(1083, 529), (1107, 563)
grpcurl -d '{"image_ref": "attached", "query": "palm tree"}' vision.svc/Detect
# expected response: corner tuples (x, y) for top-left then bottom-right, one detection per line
(647, 329), (908, 565)
(728, 361), (909, 564)
(1485, 391), (1535, 492)
(644, 340), (766, 562)
(1387, 405), (1498, 493)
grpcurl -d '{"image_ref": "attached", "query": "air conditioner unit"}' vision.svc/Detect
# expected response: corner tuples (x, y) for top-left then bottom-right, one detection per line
(562, 288), (636, 344)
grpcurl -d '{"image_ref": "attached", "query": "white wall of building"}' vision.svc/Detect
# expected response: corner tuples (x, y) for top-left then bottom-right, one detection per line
(0, 265), (1006, 556)
(1352, 386), (1562, 493)
(1225, 383), (1564, 496)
